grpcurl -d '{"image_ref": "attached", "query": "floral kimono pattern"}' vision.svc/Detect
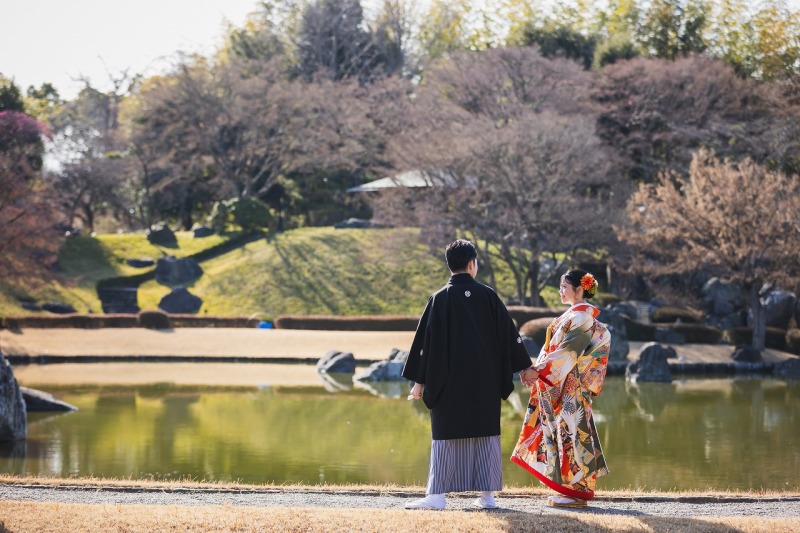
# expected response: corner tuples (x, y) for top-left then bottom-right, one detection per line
(510, 303), (611, 500)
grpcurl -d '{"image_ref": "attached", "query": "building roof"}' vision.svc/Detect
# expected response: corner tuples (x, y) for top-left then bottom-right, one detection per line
(346, 170), (458, 193)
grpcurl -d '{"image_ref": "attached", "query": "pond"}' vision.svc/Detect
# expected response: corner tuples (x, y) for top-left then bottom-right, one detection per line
(3, 364), (799, 491)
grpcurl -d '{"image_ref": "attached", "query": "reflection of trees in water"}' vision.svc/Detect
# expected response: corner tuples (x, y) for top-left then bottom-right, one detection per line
(4, 379), (798, 489)
(590, 377), (800, 490)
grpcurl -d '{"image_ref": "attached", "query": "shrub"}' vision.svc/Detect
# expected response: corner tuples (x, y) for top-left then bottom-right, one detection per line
(723, 327), (788, 350)
(787, 329), (800, 355)
(507, 307), (560, 328)
(519, 317), (553, 346)
(138, 309), (172, 330)
(651, 305), (704, 324)
(229, 197), (272, 231)
(273, 315), (419, 331)
(206, 201), (230, 234)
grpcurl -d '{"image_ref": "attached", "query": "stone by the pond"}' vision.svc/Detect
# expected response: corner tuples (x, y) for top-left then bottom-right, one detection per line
(354, 360), (405, 382)
(316, 351), (356, 374)
(626, 342), (675, 383)
(731, 345), (762, 363)
(521, 336), (540, 359)
(20, 387), (77, 412)
(598, 308), (630, 361)
(756, 286), (796, 329)
(773, 357), (800, 379)
(0, 354), (26, 441)
(317, 371), (354, 393)
(158, 287), (203, 314)
(388, 348), (409, 364)
(155, 256), (203, 285)
(654, 327), (686, 345)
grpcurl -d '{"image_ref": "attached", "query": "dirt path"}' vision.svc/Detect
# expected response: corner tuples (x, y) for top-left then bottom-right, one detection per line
(1, 483), (799, 518)
(0, 328), (415, 362)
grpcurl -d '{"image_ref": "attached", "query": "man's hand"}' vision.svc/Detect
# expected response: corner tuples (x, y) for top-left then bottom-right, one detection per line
(519, 367), (539, 388)
(407, 382), (423, 400)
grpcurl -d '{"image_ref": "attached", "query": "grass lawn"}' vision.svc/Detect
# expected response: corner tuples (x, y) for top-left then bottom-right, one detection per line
(2, 227), (561, 317)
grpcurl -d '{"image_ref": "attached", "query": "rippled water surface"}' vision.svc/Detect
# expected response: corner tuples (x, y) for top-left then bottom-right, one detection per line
(3, 370), (799, 491)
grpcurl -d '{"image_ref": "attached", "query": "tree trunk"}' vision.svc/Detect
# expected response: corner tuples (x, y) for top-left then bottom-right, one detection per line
(749, 282), (766, 351)
(526, 257), (543, 307)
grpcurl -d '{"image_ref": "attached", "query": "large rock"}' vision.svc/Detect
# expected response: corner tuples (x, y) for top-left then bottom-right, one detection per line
(20, 387), (77, 412)
(521, 336), (540, 359)
(701, 277), (745, 329)
(316, 350), (356, 374)
(626, 342), (674, 383)
(147, 223), (177, 246)
(353, 348), (410, 382)
(0, 355), (26, 441)
(354, 360), (405, 382)
(731, 345), (762, 363)
(155, 256), (203, 285)
(753, 286), (796, 330)
(158, 287), (203, 314)
(654, 327), (685, 345)
(773, 357), (800, 379)
(598, 308), (630, 362)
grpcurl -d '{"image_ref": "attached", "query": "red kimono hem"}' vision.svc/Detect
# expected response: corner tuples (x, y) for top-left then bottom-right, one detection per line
(510, 456), (594, 501)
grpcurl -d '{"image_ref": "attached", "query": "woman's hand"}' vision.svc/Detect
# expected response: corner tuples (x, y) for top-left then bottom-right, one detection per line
(407, 382), (423, 400)
(519, 367), (539, 388)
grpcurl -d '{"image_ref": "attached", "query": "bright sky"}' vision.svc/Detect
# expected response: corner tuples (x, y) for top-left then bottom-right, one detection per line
(3, 0), (800, 100)
(0, 0), (261, 99)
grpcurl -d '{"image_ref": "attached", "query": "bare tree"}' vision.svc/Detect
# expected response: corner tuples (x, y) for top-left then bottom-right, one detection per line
(377, 47), (628, 304)
(617, 149), (800, 351)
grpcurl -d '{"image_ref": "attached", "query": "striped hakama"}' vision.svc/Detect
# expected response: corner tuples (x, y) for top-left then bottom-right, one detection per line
(425, 435), (503, 494)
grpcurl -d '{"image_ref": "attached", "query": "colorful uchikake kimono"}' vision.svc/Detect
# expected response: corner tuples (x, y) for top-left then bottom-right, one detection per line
(510, 302), (611, 500)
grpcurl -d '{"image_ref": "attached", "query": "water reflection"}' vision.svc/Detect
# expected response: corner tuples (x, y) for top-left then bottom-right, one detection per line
(1, 377), (798, 491)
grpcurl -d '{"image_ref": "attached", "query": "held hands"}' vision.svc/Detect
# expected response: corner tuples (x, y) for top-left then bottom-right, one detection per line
(519, 367), (539, 388)
(407, 382), (423, 401)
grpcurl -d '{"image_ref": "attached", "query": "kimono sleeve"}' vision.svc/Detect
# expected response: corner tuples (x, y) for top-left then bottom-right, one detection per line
(401, 296), (433, 384)
(495, 295), (534, 400)
(536, 312), (593, 388)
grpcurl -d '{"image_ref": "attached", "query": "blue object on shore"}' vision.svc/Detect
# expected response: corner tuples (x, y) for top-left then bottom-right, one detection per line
(257, 321), (273, 329)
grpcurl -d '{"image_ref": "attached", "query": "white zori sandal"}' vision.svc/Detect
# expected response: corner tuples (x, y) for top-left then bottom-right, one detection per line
(547, 495), (589, 508)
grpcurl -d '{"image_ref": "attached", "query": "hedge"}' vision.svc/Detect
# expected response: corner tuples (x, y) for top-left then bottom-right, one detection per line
(722, 327), (789, 351)
(0, 313), (259, 329)
(651, 305), (704, 324)
(273, 315), (419, 331)
(519, 317), (553, 347)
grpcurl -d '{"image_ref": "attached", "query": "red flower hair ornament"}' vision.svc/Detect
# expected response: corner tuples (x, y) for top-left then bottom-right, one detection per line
(579, 273), (598, 297)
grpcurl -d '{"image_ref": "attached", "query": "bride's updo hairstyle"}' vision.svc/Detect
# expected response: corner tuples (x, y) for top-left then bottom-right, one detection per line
(563, 269), (598, 299)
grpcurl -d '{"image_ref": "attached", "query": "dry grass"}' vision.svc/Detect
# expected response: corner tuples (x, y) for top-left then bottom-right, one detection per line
(1, 500), (797, 533)
(2, 477), (799, 532)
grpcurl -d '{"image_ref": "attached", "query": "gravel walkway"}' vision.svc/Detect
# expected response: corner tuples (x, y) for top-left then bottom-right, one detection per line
(2, 484), (800, 518)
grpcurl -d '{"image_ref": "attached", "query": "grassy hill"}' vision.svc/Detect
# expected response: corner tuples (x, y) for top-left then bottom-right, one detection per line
(1, 227), (536, 318)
